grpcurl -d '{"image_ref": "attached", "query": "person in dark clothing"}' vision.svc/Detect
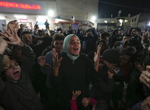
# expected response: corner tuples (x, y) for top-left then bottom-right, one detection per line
(92, 98), (113, 110)
(21, 31), (52, 109)
(50, 34), (114, 110)
(131, 28), (141, 36)
(99, 32), (110, 49)
(90, 49), (119, 104)
(109, 30), (118, 48)
(17, 24), (24, 38)
(49, 34), (101, 110)
(78, 23), (98, 54)
(87, 40), (106, 64)
(38, 33), (65, 110)
(0, 29), (46, 110)
(21, 31), (52, 58)
(45, 19), (49, 31)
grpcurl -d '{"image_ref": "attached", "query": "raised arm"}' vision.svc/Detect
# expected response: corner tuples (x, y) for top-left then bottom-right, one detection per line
(0, 27), (36, 75)
(0, 36), (8, 92)
(87, 22), (98, 41)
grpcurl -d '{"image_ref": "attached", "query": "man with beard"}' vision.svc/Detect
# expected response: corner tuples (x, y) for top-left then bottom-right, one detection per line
(21, 31), (52, 109)
(21, 31), (52, 58)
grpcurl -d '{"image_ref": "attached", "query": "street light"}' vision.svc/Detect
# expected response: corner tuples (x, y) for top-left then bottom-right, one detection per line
(92, 16), (96, 21)
(14, 15), (27, 19)
(48, 10), (54, 17)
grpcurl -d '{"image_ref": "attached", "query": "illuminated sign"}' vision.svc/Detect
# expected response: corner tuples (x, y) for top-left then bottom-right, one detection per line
(0, 1), (41, 10)
(20, 19), (28, 22)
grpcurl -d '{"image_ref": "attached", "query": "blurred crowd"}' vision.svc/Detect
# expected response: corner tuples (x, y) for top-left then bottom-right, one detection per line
(0, 20), (150, 110)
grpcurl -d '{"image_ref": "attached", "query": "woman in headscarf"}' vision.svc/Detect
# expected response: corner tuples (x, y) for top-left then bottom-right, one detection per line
(49, 34), (100, 110)
(49, 34), (115, 110)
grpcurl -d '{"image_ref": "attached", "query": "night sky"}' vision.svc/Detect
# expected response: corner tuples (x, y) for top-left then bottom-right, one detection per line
(98, 0), (150, 18)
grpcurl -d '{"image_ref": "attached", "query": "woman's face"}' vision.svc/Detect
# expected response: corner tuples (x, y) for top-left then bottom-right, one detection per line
(69, 36), (81, 56)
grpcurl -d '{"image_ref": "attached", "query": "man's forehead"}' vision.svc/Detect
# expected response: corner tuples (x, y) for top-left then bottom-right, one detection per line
(54, 40), (64, 42)
(23, 34), (31, 37)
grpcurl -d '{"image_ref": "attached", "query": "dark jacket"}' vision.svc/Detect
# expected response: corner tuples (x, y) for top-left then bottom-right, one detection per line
(0, 45), (46, 110)
(90, 66), (114, 101)
(77, 28), (98, 54)
(30, 37), (52, 59)
(50, 53), (98, 107)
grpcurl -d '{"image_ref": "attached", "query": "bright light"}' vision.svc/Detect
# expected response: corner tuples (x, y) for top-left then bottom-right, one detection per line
(119, 19), (123, 23)
(119, 19), (123, 26)
(14, 15), (27, 19)
(111, 21), (114, 23)
(104, 21), (107, 23)
(125, 20), (128, 22)
(148, 23), (150, 26)
(92, 16), (96, 21)
(48, 10), (54, 17)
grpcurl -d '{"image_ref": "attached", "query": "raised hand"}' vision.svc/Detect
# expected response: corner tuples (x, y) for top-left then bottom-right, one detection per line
(52, 48), (62, 76)
(141, 96), (150, 110)
(139, 65), (150, 89)
(104, 60), (116, 73)
(7, 20), (19, 31)
(94, 45), (101, 72)
(135, 61), (144, 72)
(37, 56), (46, 67)
(0, 28), (24, 47)
(72, 90), (81, 100)
(82, 98), (90, 107)
(0, 36), (8, 54)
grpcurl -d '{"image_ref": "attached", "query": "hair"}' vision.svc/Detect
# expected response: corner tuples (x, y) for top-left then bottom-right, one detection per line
(86, 29), (92, 33)
(120, 48), (134, 62)
(21, 31), (31, 39)
(134, 28), (141, 33)
(95, 99), (112, 110)
(9, 56), (17, 61)
(96, 39), (106, 47)
(124, 35), (143, 52)
(124, 34), (131, 38)
(101, 32), (109, 40)
(53, 33), (65, 41)
(38, 30), (43, 33)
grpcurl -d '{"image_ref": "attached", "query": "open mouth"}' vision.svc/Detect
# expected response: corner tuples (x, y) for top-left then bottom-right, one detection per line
(73, 48), (79, 51)
(13, 71), (20, 78)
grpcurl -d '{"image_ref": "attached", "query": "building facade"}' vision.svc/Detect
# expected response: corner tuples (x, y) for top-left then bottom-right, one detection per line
(0, 0), (98, 31)
(97, 13), (150, 31)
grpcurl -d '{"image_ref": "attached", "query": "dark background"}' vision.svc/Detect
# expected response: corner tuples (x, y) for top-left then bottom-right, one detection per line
(98, 0), (150, 18)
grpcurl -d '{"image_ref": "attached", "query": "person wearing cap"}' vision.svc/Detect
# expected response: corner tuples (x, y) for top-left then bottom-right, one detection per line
(90, 49), (120, 104)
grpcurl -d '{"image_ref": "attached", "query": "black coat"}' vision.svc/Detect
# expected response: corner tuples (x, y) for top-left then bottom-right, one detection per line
(0, 45), (46, 110)
(50, 53), (98, 107)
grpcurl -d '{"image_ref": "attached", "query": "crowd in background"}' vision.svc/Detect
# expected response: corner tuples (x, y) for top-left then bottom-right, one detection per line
(0, 20), (150, 110)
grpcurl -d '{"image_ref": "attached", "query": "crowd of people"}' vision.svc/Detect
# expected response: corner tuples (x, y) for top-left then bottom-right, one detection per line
(0, 20), (150, 110)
